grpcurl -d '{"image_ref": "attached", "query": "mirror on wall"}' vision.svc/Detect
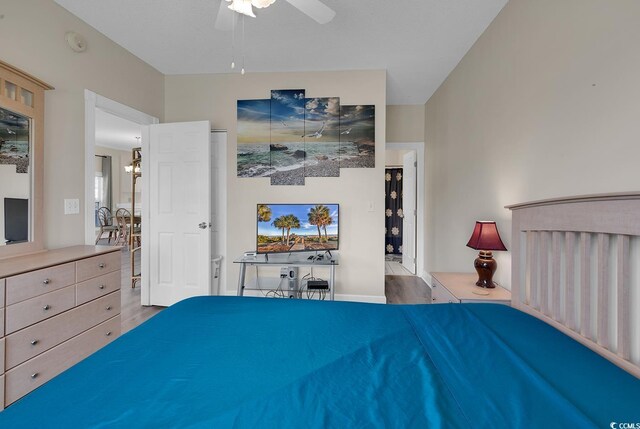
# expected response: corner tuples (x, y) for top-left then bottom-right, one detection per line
(0, 106), (31, 245)
(0, 59), (52, 258)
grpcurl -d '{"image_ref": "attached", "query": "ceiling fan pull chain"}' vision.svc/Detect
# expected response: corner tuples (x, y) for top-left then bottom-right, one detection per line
(231, 11), (236, 70)
(241, 14), (246, 75)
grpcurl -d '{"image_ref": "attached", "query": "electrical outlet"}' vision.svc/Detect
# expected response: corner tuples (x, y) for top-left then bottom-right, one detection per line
(64, 198), (80, 215)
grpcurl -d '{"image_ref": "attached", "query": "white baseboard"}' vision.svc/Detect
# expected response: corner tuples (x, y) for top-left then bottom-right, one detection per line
(334, 294), (387, 304)
(421, 271), (432, 288)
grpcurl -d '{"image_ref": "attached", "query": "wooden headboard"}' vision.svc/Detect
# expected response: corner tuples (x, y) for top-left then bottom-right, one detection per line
(507, 193), (640, 378)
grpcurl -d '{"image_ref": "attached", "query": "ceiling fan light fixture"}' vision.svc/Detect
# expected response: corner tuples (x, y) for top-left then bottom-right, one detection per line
(227, 0), (256, 18)
(251, 0), (276, 8)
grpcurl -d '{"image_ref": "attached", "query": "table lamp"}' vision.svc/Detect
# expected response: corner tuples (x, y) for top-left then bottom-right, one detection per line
(466, 221), (507, 288)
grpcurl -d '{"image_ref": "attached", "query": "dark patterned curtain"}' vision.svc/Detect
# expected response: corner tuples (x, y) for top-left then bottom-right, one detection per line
(385, 168), (403, 255)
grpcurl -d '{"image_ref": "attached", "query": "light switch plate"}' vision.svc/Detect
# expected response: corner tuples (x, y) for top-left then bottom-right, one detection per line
(64, 198), (80, 215)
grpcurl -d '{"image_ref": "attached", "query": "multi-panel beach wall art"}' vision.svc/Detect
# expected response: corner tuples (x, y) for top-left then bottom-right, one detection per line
(237, 89), (375, 186)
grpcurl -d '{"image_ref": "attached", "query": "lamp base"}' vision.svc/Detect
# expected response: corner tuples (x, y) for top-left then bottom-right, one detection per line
(474, 251), (497, 288)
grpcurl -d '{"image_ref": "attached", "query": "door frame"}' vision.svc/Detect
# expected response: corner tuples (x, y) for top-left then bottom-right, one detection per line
(385, 142), (425, 281)
(84, 91), (159, 301)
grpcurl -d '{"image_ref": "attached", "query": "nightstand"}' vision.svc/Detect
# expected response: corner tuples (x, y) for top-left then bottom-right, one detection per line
(430, 272), (511, 305)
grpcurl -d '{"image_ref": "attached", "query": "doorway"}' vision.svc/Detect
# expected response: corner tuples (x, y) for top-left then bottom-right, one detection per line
(384, 142), (426, 280)
(385, 149), (416, 276)
(384, 142), (428, 304)
(84, 90), (159, 316)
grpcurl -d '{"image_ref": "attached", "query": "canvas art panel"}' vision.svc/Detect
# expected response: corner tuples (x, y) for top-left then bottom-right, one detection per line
(269, 89), (306, 186)
(0, 107), (30, 174)
(304, 97), (340, 178)
(339, 105), (375, 168)
(237, 99), (272, 177)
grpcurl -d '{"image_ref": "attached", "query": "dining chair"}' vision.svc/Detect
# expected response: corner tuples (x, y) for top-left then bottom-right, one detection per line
(115, 208), (141, 248)
(114, 208), (130, 246)
(95, 207), (119, 244)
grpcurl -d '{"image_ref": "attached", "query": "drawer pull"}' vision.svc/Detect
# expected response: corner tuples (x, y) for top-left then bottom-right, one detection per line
(432, 297), (436, 301)
(30, 339), (39, 346)
(106, 331), (112, 337)
(43, 304), (51, 311)
(98, 263), (106, 269)
(106, 305), (112, 311)
(99, 284), (105, 290)
(43, 278), (51, 285)
(31, 373), (39, 379)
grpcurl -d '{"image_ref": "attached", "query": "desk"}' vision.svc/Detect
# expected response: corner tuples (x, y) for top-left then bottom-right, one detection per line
(234, 253), (339, 300)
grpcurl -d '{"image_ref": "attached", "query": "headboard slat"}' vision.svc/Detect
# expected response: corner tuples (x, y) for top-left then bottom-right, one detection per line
(617, 235), (631, 360)
(540, 231), (550, 317)
(579, 233), (592, 341)
(551, 231), (562, 321)
(596, 233), (610, 349)
(527, 231), (538, 309)
(564, 232), (576, 330)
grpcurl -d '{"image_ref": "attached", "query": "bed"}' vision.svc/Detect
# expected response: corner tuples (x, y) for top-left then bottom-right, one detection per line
(0, 193), (639, 427)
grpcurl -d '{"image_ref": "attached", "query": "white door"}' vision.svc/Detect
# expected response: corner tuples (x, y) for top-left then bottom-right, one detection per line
(402, 151), (417, 274)
(145, 121), (211, 306)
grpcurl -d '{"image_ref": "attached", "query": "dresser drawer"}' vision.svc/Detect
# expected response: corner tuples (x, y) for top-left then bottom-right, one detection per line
(431, 279), (460, 304)
(76, 270), (120, 305)
(76, 251), (121, 282)
(5, 263), (75, 306)
(5, 291), (120, 370)
(5, 285), (76, 334)
(5, 315), (120, 405)
(0, 308), (4, 337)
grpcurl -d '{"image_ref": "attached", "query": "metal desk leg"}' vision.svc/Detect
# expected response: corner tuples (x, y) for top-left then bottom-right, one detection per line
(237, 262), (247, 296)
(330, 263), (336, 301)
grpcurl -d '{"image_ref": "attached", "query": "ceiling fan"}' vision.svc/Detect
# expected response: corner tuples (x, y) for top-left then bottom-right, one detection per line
(215, 0), (336, 30)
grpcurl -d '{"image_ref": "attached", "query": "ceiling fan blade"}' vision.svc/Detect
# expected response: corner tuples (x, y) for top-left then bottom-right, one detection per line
(214, 0), (236, 31)
(285, 0), (336, 24)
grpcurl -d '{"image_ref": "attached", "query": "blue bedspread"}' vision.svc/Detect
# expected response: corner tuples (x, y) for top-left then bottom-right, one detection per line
(0, 297), (638, 428)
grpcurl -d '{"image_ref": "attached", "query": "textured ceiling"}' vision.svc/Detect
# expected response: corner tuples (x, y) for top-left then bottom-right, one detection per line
(95, 109), (142, 152)
(54, 0), (507, 105)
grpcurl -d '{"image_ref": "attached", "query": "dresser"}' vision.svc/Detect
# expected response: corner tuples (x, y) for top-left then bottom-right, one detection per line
(0, 245), (121, 408)
(430, 272), (511, 305)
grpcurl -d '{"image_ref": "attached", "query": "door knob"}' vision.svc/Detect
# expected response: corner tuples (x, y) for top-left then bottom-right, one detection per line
(199, 222), (208, 229)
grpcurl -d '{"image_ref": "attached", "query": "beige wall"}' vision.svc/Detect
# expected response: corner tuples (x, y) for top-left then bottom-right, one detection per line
(385, 150), (409, 167)
(424, 0), (640, 288)
(165, 70), (387, 300)
(0, 0), (164, 249)
(386, 105), (424, 143)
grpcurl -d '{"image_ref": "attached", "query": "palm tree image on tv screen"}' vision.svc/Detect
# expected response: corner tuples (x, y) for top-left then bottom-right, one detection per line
(257, 204), (339, 254)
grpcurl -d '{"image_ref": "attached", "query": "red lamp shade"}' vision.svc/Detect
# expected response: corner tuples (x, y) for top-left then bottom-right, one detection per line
(466, 221), (507, 251)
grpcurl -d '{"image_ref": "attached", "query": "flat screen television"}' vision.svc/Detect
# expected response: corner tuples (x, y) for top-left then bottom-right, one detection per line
(257, 203), (339, 254)
(4, 197), (28, 244)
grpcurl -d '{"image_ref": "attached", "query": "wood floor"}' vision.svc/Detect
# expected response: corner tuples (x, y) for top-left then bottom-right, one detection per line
(385, 260), (414, 276)
(385, 274), (431, 304)
(110, 244), (164, 333)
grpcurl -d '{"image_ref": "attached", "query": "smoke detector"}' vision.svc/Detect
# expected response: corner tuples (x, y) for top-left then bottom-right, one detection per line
(65, 31), (87, 53)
